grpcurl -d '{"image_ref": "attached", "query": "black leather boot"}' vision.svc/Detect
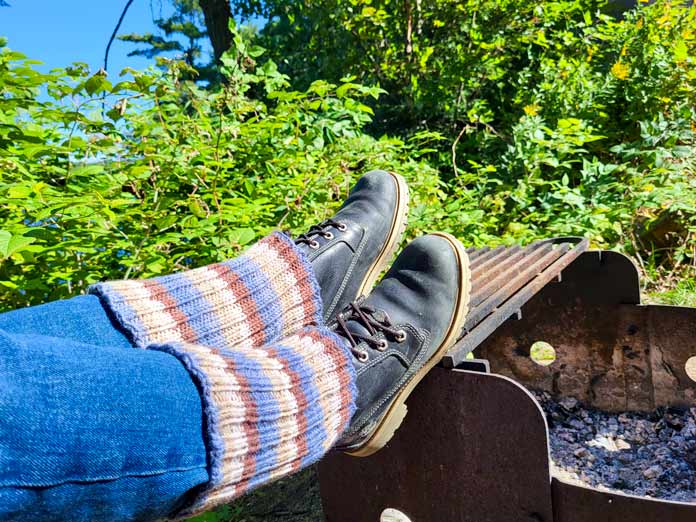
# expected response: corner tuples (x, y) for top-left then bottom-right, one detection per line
(332, 233), (471, 456)
(295, 170), (409, 322)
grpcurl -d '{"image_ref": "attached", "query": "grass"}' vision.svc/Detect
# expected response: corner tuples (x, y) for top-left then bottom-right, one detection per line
(646, 278), (696, 307)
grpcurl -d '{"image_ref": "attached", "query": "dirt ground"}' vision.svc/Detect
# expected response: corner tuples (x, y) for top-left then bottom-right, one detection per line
(225, 466), (323, 522)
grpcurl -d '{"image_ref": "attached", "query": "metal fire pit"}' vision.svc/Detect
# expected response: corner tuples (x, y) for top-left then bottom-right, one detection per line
(319, 243), (696, 521)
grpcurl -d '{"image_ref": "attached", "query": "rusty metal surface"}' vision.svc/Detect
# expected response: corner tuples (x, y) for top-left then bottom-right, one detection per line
(552, 478), (696, 522)
(444, 237), (589, 368)
(320, 247), (696, 521)
(319, 367), (554, 522)
(475, 250), (696, 411)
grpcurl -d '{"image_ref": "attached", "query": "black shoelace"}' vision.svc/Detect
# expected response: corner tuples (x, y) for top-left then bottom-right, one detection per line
(334, 302), (407, 361)
(294, 219), (346, 248)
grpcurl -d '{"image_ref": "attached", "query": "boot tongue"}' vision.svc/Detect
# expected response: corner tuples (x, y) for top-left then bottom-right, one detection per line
(370, 309), (388, 323)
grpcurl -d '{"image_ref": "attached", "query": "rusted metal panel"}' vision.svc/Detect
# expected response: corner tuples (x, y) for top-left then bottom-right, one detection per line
(552, 478), (696, 522)
(646, 305), (696, 407)
(319, 367), (554, 522)
(444, 238), (589, 368)
(320, 246), (696, 521)
(475, 250), (696, 411)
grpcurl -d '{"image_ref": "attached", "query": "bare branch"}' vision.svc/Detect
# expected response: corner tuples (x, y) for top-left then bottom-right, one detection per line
(104, 0), (136, 72)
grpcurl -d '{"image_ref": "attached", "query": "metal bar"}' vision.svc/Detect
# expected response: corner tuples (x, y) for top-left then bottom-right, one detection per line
(469, 245), (506, 270)
(443, 237), (589, 367)
(471, 244), (523, 276)
(463, 244), (567, 332)
(467, 246), (490, 262)
(469, 244), (543, 303)
(470, 242), (555, 308)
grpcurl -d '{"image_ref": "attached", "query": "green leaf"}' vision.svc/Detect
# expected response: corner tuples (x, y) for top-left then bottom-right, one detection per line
(673, 40), (688, 63)
(0, 231), (11, 258)
(83, 73), (111, 96)
(6, 185), (32, 199)
(0, 232), (36, 260)
(228, 228), (256, 246)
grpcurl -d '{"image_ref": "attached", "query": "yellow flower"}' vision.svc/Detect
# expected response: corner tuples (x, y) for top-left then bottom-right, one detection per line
(636, 17), (644, 29)
(523, 103), (540, 116)
(611, 61), (630, 80)
(587, 46), (595, 62)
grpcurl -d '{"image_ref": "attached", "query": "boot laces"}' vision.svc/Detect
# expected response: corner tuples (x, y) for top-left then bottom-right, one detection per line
(334, 301), (405, 360)
(294, 219), (346, 247)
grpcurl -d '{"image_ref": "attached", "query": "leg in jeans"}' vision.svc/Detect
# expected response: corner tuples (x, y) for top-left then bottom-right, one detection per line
(0, 329), (209, 521)
(0, 233), (320, 351)
(0, 232), (356, 521)
(0, 295), (132, 349)
(0, 172), (469, 520)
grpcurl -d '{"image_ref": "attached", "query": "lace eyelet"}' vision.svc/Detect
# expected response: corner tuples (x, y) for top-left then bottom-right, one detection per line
(309, 240), (320, 249)
(357, 350), (369, 362)
(322, 231), (334, 240)
(376, 339), (388, 351)
(394, 330), (407, 342)
(337, 222), (347, 232)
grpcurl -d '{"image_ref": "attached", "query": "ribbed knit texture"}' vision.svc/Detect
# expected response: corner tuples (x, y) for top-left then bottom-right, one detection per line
(90, 232), (322, 349)
(91, 232), (357, 518)
(151, 326), (357, 518)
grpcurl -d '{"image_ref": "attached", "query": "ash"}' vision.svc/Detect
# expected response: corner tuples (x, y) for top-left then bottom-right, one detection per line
(532, 390), (696, 502)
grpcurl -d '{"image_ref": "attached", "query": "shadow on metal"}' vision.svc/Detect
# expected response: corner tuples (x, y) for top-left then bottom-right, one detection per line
(319, 243), (696, 521)
(320, 367), (553, 522)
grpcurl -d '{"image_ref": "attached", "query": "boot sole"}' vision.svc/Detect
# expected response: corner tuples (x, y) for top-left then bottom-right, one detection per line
(346, 232), (471, 457)
(355, 171), (410, 298)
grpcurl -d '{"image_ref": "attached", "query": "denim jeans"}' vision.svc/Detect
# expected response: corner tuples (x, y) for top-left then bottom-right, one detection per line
(0, 295), (209, 521)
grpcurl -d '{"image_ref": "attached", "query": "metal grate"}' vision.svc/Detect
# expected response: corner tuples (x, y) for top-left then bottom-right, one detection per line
(443, 237), (589, 367)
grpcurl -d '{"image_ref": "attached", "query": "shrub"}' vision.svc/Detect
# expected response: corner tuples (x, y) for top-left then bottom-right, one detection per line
(439, 0), (696, 269)
(0, 31), (442, 310)
(249, 0), (696, 276)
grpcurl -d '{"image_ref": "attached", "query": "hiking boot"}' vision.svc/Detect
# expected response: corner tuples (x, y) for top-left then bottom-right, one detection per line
(332, 232), (471, 456)
(295, 170), (409, 322)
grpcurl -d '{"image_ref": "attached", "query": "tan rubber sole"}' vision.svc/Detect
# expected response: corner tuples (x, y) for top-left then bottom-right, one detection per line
(346, 232), (471, 457)
(355, 171), (410, 298)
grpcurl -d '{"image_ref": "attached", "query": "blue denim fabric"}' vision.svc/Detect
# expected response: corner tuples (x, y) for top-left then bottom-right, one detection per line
(0, 297), (209, 521)
(0, 295), (132, 348)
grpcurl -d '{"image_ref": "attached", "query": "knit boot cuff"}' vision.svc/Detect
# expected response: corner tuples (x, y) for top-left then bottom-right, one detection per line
(150, 327), (356, 518)
(90, 232), (323, 349)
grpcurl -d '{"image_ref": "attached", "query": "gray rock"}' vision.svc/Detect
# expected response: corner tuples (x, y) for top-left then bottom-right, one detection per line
(559, 397), (579, 410)
(532, 390), (696, 503)
(574, 447), (590, 458)
(643, 465), (662, 479)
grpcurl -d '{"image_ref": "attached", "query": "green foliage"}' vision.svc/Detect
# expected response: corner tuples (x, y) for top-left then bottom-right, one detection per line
(1, 2), (695, 519)
(648, 279), (696, 307)
(2, 0), (695, 312)
(0, 30), (442, 311)
(246, 0), (696, 275)
(438, 0), (696, 266)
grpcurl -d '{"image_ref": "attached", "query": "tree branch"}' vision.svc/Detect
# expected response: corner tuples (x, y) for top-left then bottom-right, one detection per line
(104, 0), (136, 72)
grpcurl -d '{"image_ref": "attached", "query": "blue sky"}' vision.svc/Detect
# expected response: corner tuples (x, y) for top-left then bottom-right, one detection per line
(1, 0), (193, 78)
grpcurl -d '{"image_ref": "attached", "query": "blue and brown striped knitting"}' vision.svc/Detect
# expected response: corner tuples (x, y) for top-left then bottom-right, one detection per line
(91, 232), (357, 517)
(90, 232), (323, 350)
(152, 327), (356, 517)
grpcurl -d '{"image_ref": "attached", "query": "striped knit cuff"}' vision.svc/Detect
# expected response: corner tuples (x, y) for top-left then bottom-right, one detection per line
(150, 326), (357, 518)
(89, 232), (323, 349)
